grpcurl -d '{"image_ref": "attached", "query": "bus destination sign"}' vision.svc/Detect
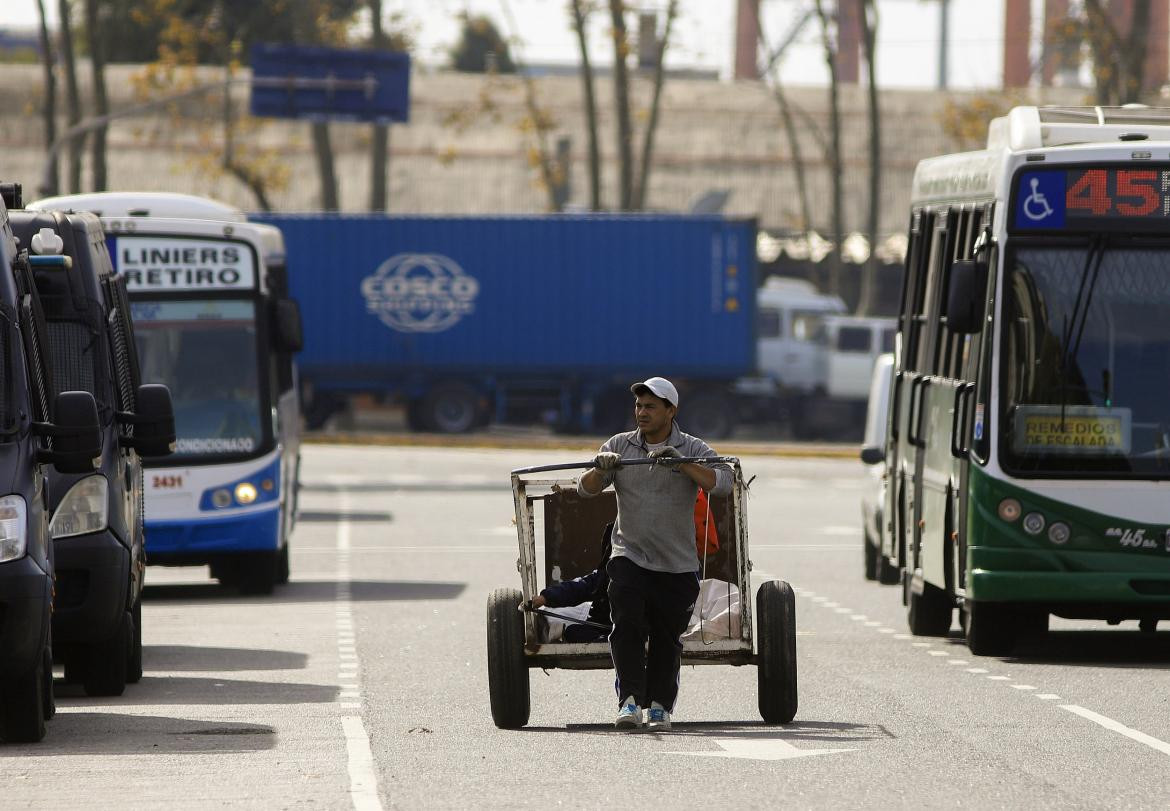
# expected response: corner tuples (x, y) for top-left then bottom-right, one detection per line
(1013, 167), (1170, 231)
(111, 236), (257, 292)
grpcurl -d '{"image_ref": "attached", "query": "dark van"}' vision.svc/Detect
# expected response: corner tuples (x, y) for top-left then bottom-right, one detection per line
(0, 183), (104, 742)
(9, 208), (175, 699)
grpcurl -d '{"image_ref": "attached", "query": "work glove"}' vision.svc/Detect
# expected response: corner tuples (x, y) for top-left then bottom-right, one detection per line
(594, 451), (621, 470)
(648, 446), (683, 465)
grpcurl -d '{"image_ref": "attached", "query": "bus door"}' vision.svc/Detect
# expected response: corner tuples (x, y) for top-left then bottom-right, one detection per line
(888, 210), (934, 577)
(904, 211), (957, 587)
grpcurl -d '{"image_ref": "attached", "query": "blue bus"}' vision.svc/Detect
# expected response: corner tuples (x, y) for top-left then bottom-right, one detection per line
(31, 193), (303, 594)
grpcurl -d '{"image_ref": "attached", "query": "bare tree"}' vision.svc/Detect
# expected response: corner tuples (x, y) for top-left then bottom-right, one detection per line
(35, 0), (59, 197)
(855, 0), (881, 315)
(814, 0), (843, 296)
(632, 0), (678, 211)
(84, 0), (109, 191)
(57, 0), (83, 194)
(608, 0), (634, 211)
(757, 9), (813, 232)
(369, 0), (390, 211)
(1083, 0), (1153, 104)
(570, 0), (601, 210)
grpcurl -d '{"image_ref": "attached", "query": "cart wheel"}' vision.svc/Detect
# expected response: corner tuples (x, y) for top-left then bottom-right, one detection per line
(486, 588), (530, 729)
(757, 579), (798, 724)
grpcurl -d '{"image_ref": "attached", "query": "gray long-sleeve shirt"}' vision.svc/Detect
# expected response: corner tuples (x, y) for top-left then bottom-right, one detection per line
(577, 422), (733, 574)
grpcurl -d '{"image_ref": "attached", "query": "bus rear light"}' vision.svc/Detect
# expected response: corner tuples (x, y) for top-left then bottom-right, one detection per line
(1048, 522), (1070, 545)
(1022, 512), (1046, 535)
(998, 498), (1022, 522)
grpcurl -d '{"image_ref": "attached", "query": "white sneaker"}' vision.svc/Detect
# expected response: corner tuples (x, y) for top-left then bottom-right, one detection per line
(646, 702), (671, 730)
(614, 696), (643, 730)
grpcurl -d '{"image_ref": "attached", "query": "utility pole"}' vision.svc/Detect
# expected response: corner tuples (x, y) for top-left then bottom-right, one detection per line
(938, 0), (950, 89)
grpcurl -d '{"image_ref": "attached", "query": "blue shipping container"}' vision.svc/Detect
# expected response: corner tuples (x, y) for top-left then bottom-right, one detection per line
(253, 214), (757, 382)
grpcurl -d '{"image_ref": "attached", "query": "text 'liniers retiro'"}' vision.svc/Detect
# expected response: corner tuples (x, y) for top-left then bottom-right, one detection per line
(1024, 416), (1122, 448)
(119, 245), (245, 288)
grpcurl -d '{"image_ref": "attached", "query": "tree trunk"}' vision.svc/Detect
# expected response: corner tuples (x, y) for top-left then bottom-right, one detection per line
(35, 0), (58, 197)
(632, 0), (678, 211)
(856, 0), (881, 315)
(312, 122), (340, 211)
(369, 0), (389, 211)
(571, 0), (601, 210)
(815, 0), (844, 297)
(1121, 0), (1152, 102)
(609, 0), (634, 211)
(84, 0), (109, 191)
(57, 0), (83, 194)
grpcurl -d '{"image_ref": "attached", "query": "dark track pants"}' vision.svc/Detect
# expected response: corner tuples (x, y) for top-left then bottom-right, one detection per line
(606, 555), (700, 713)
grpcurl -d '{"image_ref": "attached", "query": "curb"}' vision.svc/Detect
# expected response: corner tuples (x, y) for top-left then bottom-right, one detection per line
(302, 431), (860, 459)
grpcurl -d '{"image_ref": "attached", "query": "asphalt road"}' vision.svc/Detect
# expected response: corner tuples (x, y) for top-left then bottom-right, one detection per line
(4, 443), (1170, 809)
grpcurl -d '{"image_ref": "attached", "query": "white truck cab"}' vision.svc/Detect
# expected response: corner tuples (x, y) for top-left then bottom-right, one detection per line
(755, 277), (846, 394)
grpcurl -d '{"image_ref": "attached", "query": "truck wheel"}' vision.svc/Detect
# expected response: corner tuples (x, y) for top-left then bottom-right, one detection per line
(907, 578), (952, 636)
(424, 382), (480, 434)
(0, 658), (47, 743)
(966, 602), (1016, 656)
(127, 596), (144, 684)
(83, 611), (131, 697)
(757, 579), (798, 724)
(238, 551), (279, 596)
(684, 391), (734, 439)
(486, 588), (529, 729)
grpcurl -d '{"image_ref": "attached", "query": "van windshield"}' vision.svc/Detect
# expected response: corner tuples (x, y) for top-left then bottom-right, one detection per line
(130, 299), (265, 457)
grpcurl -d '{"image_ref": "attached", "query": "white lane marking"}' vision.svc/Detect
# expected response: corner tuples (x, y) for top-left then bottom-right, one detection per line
(1011, 685), (1037, 691)
(878, 628), (895, 634)
(947, 660), (968, 665)
(893, 634), (910, 640)
(342, 716), (385, 810)
(670, 736), (855, 761)
(819, 526), (856, 536)
(823, 602), (839, 608)
(341, 702), (362, 709)
(1037, 694), (1061, 701)
(912, 642), (932, 648)
(864, 621), (882, 627)
(966, 668), (988, 674)
(850, 615), (868, 621)
(834, 608), (851, 614)
(927, 651), (948, 657)
(812, 597), (829, 603)
(1061, 705), (1170, 758)
(987, 676), (1011, 681)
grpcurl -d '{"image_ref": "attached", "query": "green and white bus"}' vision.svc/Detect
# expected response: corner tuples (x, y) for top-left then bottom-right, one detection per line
(882, 106), (1170, 655)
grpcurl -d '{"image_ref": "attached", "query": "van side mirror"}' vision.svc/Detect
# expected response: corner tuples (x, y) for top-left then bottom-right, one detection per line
(119, 384), (176, 457)
(36, 390), (101, 474)
(946, 260), (989, 334)
(860, 446), (884, 465)
(274, 298), (303, 353)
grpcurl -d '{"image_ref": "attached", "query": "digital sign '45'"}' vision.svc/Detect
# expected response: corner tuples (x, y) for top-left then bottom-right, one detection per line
(1014, 167), (1170, 231)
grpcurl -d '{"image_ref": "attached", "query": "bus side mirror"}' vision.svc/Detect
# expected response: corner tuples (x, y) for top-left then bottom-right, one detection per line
(37, 391), (101, 474)
(120, 384), (176, 457)
(945, 260), (989, 335)
(274, 298), (303, 353)
(860, 445), (884, 465)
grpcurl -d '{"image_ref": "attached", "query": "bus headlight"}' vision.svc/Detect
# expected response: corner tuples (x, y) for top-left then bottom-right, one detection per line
(0, 496), (28, 562)
(234, 482), (258, 505)
(50, 476), (108, 539)
(1022, 512), (1046, 535)
(1048, 522), (1071, 545)
(998, 498), (1022, 522)
(212, 488), (232, 508)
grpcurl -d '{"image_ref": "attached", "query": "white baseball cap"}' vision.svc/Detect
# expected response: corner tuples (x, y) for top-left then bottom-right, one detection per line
(630, 377), (679, 407)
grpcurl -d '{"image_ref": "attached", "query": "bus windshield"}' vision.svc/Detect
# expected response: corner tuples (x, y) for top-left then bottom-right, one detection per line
(130, 299), (266, 458)
(1001, 243), (1170, 476)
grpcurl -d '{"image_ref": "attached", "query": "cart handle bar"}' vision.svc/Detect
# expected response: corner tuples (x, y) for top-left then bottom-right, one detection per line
(523, 604), (612, 632)
(510, 456), (739, 475)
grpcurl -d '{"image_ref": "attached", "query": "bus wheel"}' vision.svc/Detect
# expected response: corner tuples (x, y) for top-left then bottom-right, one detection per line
(83, 611), (131, 697)
(0, 658), (47, 743)
(238, 552), (279, 596)
(965, 602), (1016, 656)
(126, 596), (144, 684)
(277, 543), (290, 585)
(907, 579), (952, 636)
(486, 588), (529, 729)
(757, 580), (798, 724)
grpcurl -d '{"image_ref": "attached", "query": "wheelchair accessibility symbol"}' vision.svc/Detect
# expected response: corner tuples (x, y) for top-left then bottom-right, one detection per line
(1022, 177), (1054, 221)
